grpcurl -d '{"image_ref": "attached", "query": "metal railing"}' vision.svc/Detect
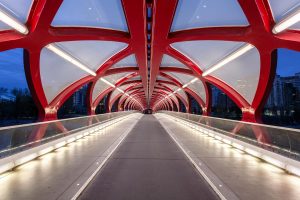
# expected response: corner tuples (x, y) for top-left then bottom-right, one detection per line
(159, 111), (300, 161)
(0, 111), (136, 158)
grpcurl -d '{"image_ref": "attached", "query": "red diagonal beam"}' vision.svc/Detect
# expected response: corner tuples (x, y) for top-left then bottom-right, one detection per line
(149, 0), (177, 98)
(122, 0), (148, 102)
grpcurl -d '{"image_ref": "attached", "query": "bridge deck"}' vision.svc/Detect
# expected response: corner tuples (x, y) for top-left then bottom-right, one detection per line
(78, 115), (218, 200)
(1, 114), (300, 200)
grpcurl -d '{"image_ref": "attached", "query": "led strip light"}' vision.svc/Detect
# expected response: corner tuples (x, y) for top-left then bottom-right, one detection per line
(0, 5), (28, 34)
(273, 8), (300, 34)
(46, 44), (97, 76)
(202, 44), (254, 77)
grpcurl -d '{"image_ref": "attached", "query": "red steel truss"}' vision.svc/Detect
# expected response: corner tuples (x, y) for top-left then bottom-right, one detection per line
(0, 0), (299, 123)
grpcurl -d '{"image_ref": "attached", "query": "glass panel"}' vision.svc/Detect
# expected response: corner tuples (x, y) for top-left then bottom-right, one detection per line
(111, 54), (137, 68)
(110, 89), (121, 101)
(0, 0), (33, 31)
(177, 89), (188, 103)
(127, 76), (141, 81)
(119, 84), (133, 91)
(56, 41), (128, 71)
(58, 84), (88, 119)
(210, 47), (260, 104)
(52, 0), (128, 31)
(40, 48), (89, 103)
(160, 111), (300, 161)
(211, 85), (242, 120)
(170, 95), (179, 105)
(104, 72), (132, 84)
(163, 83), (178, 91)
(187, 80), (206, 103)
(0, 112), (134, 158)
(0, 48), (38, 126)
(171, 41), (245, 71)
(161, 54), (187, 69)
(268, 0), (300, 30)
(171, 0), (248, 31)
(92, 79), (110, 102)
(119, 95), (127, 104)
(164, 72), (194, 84)
(263, 48), (300, 128)
(156, 75), (170, 81)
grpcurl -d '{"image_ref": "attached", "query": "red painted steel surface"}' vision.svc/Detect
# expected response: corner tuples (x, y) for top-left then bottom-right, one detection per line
(1, 0), (299, 124)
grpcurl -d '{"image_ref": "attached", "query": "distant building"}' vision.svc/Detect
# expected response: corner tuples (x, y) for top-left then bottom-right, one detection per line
(190, 95), (201, 114)
(265, 75), (284, 108)
(265, 73), (300, 117)
(72, 85), (88, 107)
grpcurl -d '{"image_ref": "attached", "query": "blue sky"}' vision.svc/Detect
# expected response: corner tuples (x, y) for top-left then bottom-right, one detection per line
(0, 48), (299, 90)
(0, 48), (28, 90)
(277, 49), (300, 77)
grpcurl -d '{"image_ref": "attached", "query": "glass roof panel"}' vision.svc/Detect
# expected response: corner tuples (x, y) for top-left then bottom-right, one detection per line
(171, 41), (245, 71)
(120, 95), (127, 103)
(56, 41), (128, 72)
(161, 54), (188, 69)
(163, 83), (178, 91)
(52, 0), (128, 31)
(128, 76), (141, 81)
(40, 47), (89, 103)
(0, 0), (33, 31)
(171, 0), (248, 32)
(111, 54), (137, 69)
(110, 89), (121, 101)
(210, 47), (260, 104)
(187, 80), (206, 104)
(268, 0), (300, 30)
(104, 72), (132, 84)
(92, 79), (110, 102)
(156, 75), (170, 82)
(119, 84), (130, 91)
(170, 95), (178, 104)
(164, 72), (194, 84)
(177, 89), (188, 103)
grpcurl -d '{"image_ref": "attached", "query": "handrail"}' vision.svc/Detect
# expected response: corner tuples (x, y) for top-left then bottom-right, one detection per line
(0, 111), (134, 131)
(159, 111), (300, 161)
(160, 111), (300, 133)
(0, 111), (137, 158)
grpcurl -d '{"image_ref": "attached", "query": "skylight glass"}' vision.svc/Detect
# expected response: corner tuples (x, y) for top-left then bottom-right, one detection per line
(52, 0), (128, 31)
(171, 41), (245, 71)
(92, 79), (110, 102)
(164, 72), (194, 84)
(163, 83), (178, 91)
(187, 80), (206, 103)
(171, 0), (248, 31)
(55, 41), (128, 72)
(40, 47), (89, 103)
(177, 89), (188, 103)
(156, 75), (170, 81)
(161, 54), (188, 69)
(268, 0), (300, 30)
(209, 47), (260, 104)
(104, 72), (132, 84)
(0, 0), (33, 31)
(110, 89), (121, 101)
(111, 54), (137, 68)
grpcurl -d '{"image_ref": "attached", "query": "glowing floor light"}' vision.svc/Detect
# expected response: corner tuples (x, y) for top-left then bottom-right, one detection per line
(46, 44), (97, 76)
(0, 5), (28, 34)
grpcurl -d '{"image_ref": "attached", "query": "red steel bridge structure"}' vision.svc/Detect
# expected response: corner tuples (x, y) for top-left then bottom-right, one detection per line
(0, 0), (299, 124)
